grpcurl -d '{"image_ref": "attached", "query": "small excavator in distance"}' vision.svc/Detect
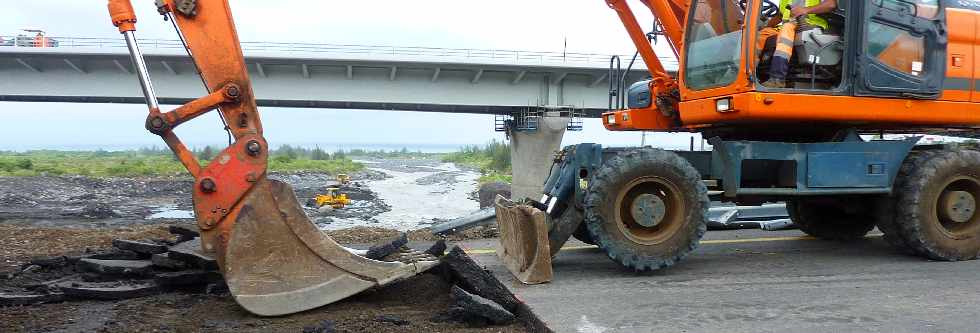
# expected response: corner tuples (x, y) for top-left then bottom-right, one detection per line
(106, 0), (439, 316)
(496, 0), (980, 283)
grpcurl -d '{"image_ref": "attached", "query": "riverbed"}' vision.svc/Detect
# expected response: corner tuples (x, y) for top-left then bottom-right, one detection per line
(317, 158), (481, 231)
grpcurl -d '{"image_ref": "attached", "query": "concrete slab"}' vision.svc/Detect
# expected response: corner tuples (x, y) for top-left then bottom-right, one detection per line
(466, 229), (980, 332)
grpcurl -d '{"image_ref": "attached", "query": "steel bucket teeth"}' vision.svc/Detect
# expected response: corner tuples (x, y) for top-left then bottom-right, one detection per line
(494, 195), (553, 284)
(223, 179), (439, 316)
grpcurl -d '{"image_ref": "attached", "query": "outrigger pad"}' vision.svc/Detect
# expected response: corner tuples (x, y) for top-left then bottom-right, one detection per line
(494, 196), (553, 284)
(224, 179), (439, 316)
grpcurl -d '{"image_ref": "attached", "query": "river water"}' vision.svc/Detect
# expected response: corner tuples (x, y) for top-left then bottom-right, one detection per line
(318, 159), (481, 231)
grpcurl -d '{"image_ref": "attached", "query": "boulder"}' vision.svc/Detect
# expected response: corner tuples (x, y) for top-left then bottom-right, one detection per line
(478, 182), (511, 209)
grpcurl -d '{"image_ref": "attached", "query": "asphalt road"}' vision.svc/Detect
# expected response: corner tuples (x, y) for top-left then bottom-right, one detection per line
(464, 229), (980, 333)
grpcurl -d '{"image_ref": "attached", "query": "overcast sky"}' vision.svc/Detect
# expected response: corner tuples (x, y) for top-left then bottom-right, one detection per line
(0, 0), (697, 152)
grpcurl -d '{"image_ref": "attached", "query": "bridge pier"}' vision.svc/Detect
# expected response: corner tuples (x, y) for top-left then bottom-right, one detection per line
(509, 116), (569, 201)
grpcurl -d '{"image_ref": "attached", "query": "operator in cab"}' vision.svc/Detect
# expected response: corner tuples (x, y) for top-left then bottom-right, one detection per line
(762, 0), (838, 88)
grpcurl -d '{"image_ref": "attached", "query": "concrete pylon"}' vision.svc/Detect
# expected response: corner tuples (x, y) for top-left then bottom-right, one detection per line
(509, 117), (569, 201)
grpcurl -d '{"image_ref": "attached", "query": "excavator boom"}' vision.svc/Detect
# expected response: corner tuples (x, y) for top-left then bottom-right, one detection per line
(107, 0), (439, 316)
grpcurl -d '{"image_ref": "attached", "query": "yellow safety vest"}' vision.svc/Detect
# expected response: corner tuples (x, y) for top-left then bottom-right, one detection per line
(779, 0), (829, 30)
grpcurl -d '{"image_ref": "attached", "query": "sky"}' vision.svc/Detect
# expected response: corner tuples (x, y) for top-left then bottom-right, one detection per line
(0, 0), (696, 152)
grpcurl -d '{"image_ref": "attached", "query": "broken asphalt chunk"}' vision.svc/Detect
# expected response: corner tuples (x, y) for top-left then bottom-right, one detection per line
(425, 239), (448, 257)
(59, 281), (159, 301)
(450, 285), (516, 325)
(366, 233), (408, 260)
(154, 270), (223, 288)
(167, 238), (218, 271)
(0, 292), (66, 306)
(83, 249), (144, 261)
(76, 259), (154, 277)
(441, 246), (521, 313)
(112, 239), (168, 255)
(151, 253), (187, 270)
(168, 225), (200, 239)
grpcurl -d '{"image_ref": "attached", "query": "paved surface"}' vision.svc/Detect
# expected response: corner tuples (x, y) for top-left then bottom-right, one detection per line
(462, 229), (980, 333)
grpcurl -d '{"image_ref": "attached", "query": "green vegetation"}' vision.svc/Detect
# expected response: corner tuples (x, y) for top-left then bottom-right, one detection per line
(442, 140), (513, 184)
(0, 145), (364, 177)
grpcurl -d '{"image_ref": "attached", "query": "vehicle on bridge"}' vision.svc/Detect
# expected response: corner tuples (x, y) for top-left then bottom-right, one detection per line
(497, 0), (980, 283)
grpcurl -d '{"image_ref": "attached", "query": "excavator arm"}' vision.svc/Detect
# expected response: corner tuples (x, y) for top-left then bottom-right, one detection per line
(107, 0), (438, 316)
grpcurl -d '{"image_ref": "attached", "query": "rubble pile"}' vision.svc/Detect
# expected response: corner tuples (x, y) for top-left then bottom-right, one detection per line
(0, 225), (224, 306)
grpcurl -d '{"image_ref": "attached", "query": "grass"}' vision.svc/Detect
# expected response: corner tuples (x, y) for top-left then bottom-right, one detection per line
(0, 146), (364, 178)
(442, 140), (512, 184)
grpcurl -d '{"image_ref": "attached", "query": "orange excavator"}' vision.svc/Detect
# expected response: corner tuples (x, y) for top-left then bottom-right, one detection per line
(108, 0), (980, 316)
(497, 0), (980, 283)
(106, 0), (439, 316)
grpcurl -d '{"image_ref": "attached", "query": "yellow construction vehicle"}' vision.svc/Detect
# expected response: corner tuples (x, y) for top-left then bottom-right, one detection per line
(315, 188), (351, 209)
(336, 174), (351, 185)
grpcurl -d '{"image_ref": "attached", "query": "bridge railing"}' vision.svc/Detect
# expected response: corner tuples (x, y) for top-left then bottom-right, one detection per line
(0, 35), (677, 68)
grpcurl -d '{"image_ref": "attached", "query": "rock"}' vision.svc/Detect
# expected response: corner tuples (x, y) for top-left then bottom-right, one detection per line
(76, 259), (154, 277)
(317, 205), (334, 214)
(302, 320), (336, 333)
(84, 249), (144, 261)
(79, 202), (120, 219)
(425, 239), (448, 257)
(478, 182), (511, 209)
(112, 239), (168, 255)
(168, 238), (218, 271)
(155, 270), (223, 288)
(168, 225), (200, 239)
(151, 253), (187, 270)
(376, 314), (409, 326)
(441, 247), (521, 313)
(59, 281), (159, 301)
(29, 256), (69, 268)
(0, 292), (66, 306)
(450, 285), (516, 325)
(365, 233), (408, 260)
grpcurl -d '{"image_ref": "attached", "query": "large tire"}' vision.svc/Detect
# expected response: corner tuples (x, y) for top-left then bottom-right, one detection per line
(571, 220), (595, 245)
(584, 148), (708, 272)
(890, 149), (980, 261)
(786, 198), (877, 241)
(875, 151), (931, 252)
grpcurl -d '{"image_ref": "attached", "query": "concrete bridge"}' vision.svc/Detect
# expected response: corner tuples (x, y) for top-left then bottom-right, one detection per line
(0, 36), (672, 117)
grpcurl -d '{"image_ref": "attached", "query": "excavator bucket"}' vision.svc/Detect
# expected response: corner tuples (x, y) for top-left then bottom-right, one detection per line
(494, 195), (553, 284)
(222, 179), (439, 316)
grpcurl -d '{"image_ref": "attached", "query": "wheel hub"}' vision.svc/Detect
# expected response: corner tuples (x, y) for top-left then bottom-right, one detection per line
(939, 190), (976, 224)
(630, 193), (667, 227)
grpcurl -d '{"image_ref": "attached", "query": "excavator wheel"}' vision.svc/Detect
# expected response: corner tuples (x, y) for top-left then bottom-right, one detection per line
(584, 148), (708, 272)
(786, 198), (877, 241)
(875, 151), (930, 253)
(886, 149), (980, 261)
